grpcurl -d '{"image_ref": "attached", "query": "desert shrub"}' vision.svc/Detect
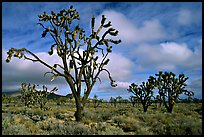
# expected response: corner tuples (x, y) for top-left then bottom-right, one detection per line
(175, 115), (202, 135)
(82, 109), (100, 122)
(2, 114), (13, 132)
(117, 107), (131, 116)
(3, 106), (27, 115)
(37, 120), (53, 131)
(173, 103), (202, 116)
(82, 108), (116, 123)
(142, 112), (202, 135)
(54, 111), (64, 120)
(194, 107), (202, 115)
(13, 114), (40, 134)
(100, 111), (113, 121)
(112, 115), (142, 133)
(49, 122), (93, 135)
(2, 113), (32, 135)
(150, 118), (202, 135)
(2, 124), (31, 135)
(54, 111), (75, 122)
(91, 122), (125, 135)
(96, 109), (115, 121)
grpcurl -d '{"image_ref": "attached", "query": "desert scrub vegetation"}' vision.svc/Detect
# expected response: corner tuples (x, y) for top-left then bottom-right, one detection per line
(2, 97), (202, 135)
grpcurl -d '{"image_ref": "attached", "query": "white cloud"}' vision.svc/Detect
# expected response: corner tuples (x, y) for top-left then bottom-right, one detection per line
(114, 81), (131, 89)
(98, 81), (131, 90)
(103, 52), (133, 81)
(95, 10), (167, 44)
(160, 42), (193, 62)
(132, 41), (202, 71)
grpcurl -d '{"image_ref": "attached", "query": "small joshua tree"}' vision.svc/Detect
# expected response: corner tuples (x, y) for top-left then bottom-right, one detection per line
(127, 76), (155, 112)
(155, 94), (163, 109)
(93, 94), (103, 108)
(21, 82), (57, 110)
(21, 83), (36, 107)
(129, 95), (139, 107)
(116, 95), (123, 105)
(6, 6), (121, 121)
(109, 97), (117, 107)
(154, 71), (194, 113)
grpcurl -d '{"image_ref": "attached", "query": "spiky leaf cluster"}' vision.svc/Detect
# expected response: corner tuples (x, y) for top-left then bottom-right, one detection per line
(6, 48), (27, 63)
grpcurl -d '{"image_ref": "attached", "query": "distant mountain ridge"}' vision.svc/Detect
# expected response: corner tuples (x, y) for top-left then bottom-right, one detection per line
(2, 90), (21, 96)
(2, 90), (68, 99)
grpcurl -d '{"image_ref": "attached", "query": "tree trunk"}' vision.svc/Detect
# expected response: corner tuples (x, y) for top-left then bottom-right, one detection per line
(132, 102), (135, 107)
(74, 100), (83, 122)
(167, 101), (174, 113)
(114, 102), (116, 108)
(143, 104), (148, 112)
(166, 106), (173, 113)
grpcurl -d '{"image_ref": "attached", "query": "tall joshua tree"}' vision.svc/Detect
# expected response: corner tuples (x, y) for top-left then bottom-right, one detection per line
(6, 6), (121, 121)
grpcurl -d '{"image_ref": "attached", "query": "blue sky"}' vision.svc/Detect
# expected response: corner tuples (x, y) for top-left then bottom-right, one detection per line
(2, 2), (202, 101)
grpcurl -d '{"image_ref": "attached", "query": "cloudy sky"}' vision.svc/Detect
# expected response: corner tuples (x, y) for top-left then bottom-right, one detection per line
(2, 2), (202, 100)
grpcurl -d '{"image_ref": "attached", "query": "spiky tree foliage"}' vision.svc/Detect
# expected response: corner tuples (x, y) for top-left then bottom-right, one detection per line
(21, 82), (57, 110)
(154, 71), (194, 113)
(6, 6), (121, 121)
(127, 76), (155, 112)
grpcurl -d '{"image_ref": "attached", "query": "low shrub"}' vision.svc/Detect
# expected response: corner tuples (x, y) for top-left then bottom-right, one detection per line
(91, 122), (125, 135)
(49, 122), (93, 135)
(112, 115), (141, 133)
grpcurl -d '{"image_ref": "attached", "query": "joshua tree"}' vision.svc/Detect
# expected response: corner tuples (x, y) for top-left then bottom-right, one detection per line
(93, 94), (102, 108)
(154, 71), (194, 113)
(127, 76), (155, 112)
(109, 97), (117, 107)
(6, 6), (121, 121)
(21, 82), (57, 110)
(116, 95), (123, 105)
(155, 94), (163, 109)
(129, 95), (138, 107)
